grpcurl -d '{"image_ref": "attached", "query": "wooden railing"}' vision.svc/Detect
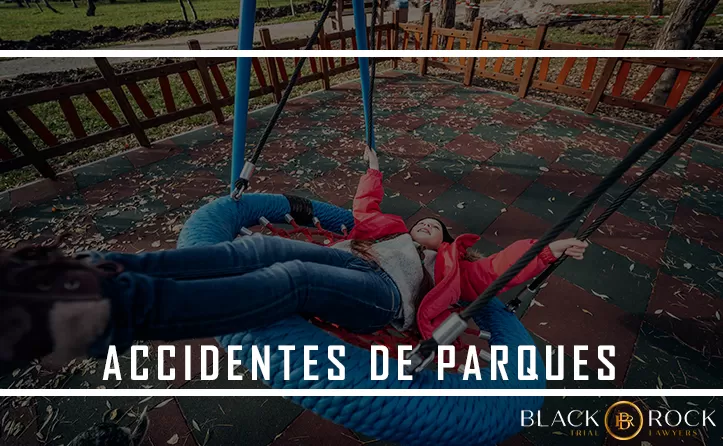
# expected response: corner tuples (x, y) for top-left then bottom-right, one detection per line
(0, 26), (367, 180)
(1, 13), (721, 182)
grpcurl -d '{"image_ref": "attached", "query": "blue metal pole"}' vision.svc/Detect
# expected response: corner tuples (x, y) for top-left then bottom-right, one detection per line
(230, 0), (257, 192)
(350, 0), (375, 149)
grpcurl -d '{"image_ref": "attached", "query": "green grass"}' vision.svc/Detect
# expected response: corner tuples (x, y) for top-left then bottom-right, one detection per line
(0, 0), (314, 41)
(570, 1), (723, 26)
(572, 1), (714, 16)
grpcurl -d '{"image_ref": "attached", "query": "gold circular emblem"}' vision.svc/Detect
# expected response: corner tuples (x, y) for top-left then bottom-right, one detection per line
(604, 400), (644, 441)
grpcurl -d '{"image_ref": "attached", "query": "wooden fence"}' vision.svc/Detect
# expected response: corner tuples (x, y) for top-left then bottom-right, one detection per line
(1, 12), (721, 181)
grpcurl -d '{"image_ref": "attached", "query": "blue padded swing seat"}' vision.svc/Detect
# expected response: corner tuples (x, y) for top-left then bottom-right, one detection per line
(178, 193), (546, 446)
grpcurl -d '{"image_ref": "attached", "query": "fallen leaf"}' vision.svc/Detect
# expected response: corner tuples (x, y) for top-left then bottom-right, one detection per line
(591, 290), (610, 301)
(582, 309), (593, 316)
(192, 420), (201, 432)
(155, 398), (173, 409)
(684, 262), (692, 269)
(167, 434), (179, 445)
(151, 241), (161, 248)
(456, 202), (466, 209)
(539, 322), (548, 326)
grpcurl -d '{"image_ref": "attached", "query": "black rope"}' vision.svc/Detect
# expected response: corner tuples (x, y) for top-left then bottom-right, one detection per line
(367, 0), (378, 148)
(284, 194), (315, 225)
(515, 87), (723, 298)
(459, 62), (723, 321)
(233, 0), (336, 193)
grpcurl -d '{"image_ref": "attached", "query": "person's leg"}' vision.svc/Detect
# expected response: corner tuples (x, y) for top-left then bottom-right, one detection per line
(94, 235), (357, 280)
(89, 257), (400, 357)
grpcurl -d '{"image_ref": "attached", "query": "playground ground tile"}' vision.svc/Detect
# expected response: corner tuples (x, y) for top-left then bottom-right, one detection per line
(512, 182), (588, 232)
(80, 169), (149, 206)
(646, 272), (723, 359)
(661, 233), (723, 299)
(282, 149), (341, 184)
(679, 183), (723, 219)
(445, 133), (500, 162)
(417, 148), (479, 182)
(472, 91), (517, 108)
(483, 206), (573, 249)
(308, 167), (365, 207)
(525, 275), (641, 387)
(490, 109), (541, 131)
(526, 120), (583, 142)
(600, 182), (679, 231)
(690, 142), (723, 169)
(556, 148), (620, 176)
(536, 164), (604, 198)
(269, 410), (360, 446)
(126, 139), (183, 168)
(505, 99), (554, 118)
(461, 165), (534, 206)
(379, 134), (439, 161)
(73, 154), (135, 190)
(427, 94), (469, 109)
(8, 171), (77, 208)
(428, 183), (506, 235)
(378, 112), (428, 132)
(555, 241), (656, 315)
(583, 204), (670, 269)
(486, 148), (548, 180)
(672, 204), (723, 254)
(385, 163), (453, 205)
(469, 123), (521, 146)
(685, 160), (723, 190)
(430, 110), (479, 132)
(410, 121), (461, 146)
(508, 132), (569, 163)
(572, 131), (631, 159)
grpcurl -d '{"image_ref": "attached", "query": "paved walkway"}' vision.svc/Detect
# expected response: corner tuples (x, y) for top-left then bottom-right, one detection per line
(0, 8), (428, 80)
(1, 70), (722, 446)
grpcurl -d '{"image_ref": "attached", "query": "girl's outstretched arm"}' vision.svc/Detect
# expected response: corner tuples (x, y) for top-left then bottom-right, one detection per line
(352, 147), (383, 220)
(460, 238), (588, 301)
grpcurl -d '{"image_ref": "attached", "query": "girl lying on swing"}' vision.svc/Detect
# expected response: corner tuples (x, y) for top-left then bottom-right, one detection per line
(0, 147), (588, 368)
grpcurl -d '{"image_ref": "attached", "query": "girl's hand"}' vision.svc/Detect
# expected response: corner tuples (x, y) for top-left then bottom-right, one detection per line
(548, 238), (588, 260)
(363, 146), (380, 171)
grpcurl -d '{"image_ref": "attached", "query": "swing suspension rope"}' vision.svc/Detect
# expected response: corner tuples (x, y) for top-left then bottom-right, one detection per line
(231, 0), (337, 200)
(505, 84), (723, 313)
(404, 64), (723, 373)
(367, 0), (378, 147)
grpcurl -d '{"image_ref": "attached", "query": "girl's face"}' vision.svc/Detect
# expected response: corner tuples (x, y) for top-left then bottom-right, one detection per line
(410, 218), (444, 250)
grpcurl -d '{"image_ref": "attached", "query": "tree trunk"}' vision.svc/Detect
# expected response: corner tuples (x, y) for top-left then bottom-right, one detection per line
(71, 0), (78, 7)
(649, 0), (663, 16)
(421, 0), (430, 14)
(652, 0), (719, 104)
(86, 0), (95, 16)
(465, 0), (479, 24)
(178, 0), (188, 21)
(185, 0), (197, 20)
(435, 0), (455, 28)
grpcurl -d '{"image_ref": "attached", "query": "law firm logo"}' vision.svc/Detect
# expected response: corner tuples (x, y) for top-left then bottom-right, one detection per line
(605, 401), (644, 440)
(522, 401), (714, 440)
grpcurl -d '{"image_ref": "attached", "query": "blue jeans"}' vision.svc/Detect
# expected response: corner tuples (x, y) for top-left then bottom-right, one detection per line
(91, 235), (401, 356)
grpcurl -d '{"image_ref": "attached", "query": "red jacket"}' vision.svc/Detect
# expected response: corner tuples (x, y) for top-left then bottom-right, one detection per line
(344, 169), (557, 339)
